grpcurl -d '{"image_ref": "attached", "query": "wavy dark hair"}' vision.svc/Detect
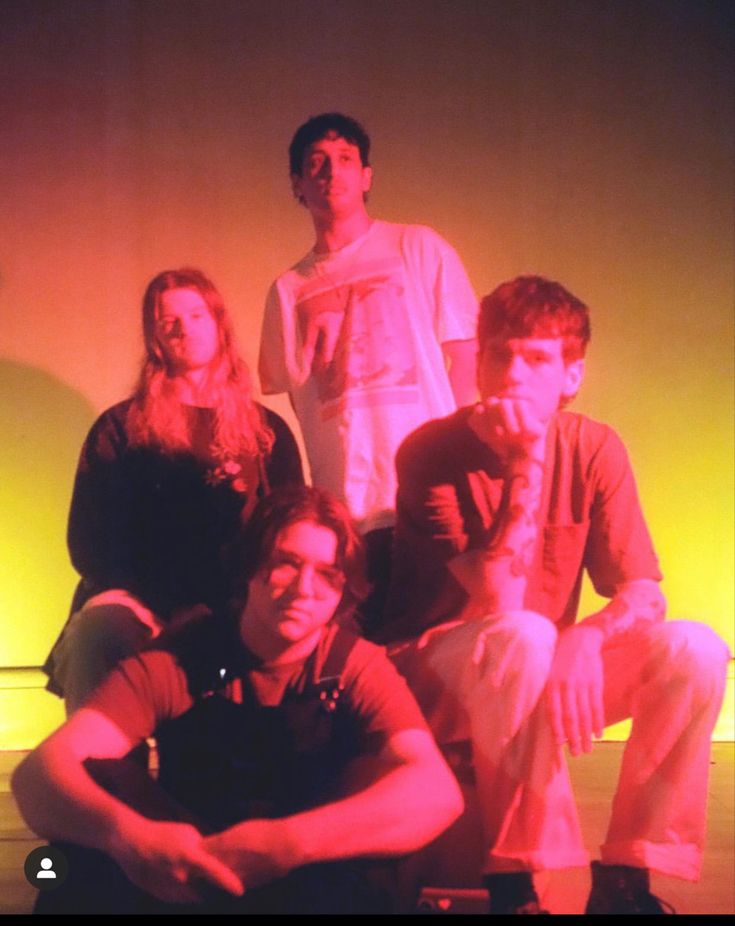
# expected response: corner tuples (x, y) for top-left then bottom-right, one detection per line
(126, 267), (273, 460)
(289, 112), (371, 176)
(478, 275), (591, 362)
(231, 485), (370, 622)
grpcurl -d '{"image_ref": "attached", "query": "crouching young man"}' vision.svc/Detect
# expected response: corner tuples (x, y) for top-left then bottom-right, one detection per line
(376, 276), (730, 914)
(12, 486), (462, 914)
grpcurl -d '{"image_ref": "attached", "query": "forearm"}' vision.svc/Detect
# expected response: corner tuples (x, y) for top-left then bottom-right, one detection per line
(444, 339), (478, 407)
(280, 748), (462, 865)
(451, 457), (544, 613)
(11, 710), (149, 856)
(447, 359), (478, 408)
(12, 746), (145, 854)
(13, 703), (243, 902)
(579, 579), (666, 642)
(207, 733), (463, 879)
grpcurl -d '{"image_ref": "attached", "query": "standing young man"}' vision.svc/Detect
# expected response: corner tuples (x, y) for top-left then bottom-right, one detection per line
(376, 276), (729, 914)
(259, 113), (478, 626)
(13, 486), (462, 914)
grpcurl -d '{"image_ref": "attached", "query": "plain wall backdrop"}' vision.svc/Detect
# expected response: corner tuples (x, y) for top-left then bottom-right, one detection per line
(1, 0), (732, 672)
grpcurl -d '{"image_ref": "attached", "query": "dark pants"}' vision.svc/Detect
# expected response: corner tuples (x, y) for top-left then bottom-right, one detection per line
(34, 756), (397, 914)
(34, 843), (394, 915)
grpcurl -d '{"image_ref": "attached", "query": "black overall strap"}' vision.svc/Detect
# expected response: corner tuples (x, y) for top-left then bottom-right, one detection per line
(310, 625), (359, 713)
(152, 623), (363, 832)
(317, 625), (359, 683)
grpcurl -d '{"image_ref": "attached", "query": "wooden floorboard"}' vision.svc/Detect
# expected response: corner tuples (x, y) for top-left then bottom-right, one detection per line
(1, 744), (732, 915)
(0, 763), (43, 917)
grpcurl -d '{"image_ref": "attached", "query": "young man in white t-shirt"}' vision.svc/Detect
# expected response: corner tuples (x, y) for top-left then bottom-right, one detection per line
(259, 113), (478, 629)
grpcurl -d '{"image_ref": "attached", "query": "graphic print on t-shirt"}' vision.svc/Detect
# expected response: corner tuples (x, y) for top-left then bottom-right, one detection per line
(295, 256), (419, 419)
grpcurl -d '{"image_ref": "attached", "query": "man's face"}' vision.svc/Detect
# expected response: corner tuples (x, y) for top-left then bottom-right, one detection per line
(155, 287), (220, 374)
(291, 132), (372, 219)
(243, 520), (345, 658)
(477, 336), (584, 424)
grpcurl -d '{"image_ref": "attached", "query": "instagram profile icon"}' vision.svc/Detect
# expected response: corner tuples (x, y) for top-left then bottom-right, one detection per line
(24, 845), (69, 891)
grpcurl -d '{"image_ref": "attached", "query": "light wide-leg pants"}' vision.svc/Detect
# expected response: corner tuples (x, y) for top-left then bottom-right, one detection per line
(390, 612), (729, 880)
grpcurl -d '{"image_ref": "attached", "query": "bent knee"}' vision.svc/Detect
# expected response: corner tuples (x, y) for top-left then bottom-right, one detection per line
(478, 609), (558, 677)
(491, 609), (558, 652)
(650, 620), (730, 699)
(64, 604), (153, 664)
(55, 603), (154, 712)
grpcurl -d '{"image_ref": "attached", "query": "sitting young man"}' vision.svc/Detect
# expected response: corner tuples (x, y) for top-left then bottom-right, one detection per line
(376, 276), (729, 914)
(12, 486), (462, 914)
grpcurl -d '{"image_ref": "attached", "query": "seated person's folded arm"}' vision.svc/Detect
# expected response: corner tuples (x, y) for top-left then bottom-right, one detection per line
(203, 725), (463, 885)
(11, 705), (243, 903)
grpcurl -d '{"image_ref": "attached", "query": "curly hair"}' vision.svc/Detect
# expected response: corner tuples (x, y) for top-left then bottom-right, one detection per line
(478, 275), (591, 362)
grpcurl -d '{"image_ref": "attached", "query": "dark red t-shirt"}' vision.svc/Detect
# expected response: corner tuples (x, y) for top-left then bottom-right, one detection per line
(88, 623), (429, 750)
(380, 409), (662, 642)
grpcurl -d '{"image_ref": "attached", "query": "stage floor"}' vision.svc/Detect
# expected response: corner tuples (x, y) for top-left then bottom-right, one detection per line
(1, 743), (733, 915)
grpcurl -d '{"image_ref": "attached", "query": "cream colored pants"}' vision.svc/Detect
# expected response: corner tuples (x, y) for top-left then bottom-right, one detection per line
(390, 612), (729, 880)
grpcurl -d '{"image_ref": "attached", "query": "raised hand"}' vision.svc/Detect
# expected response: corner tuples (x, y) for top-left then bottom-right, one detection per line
(468, 397), (547, 464)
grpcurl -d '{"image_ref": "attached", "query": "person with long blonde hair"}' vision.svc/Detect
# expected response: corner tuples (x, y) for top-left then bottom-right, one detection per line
(44, 268), (303, 712)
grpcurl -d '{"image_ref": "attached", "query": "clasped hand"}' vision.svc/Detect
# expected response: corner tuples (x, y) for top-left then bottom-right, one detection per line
(112, 819), (243, 904)
(203, 818), (298, 890)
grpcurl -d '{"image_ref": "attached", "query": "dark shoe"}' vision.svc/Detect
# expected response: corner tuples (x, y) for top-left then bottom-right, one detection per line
(485, 873), (551, 914)
(585, 861), (676, 914)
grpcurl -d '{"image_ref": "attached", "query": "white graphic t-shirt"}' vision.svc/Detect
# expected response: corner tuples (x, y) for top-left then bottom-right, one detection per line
(259, 220), (477, 532)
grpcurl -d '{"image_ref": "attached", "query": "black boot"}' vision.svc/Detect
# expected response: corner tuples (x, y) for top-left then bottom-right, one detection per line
(585, 862), (675, 914)
(484, 872), (550, 914)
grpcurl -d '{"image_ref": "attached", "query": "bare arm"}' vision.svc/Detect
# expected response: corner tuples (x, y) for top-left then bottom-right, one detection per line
(12, 709), (143, 848)
(11, 709), (242, 902)
(579, 578), (666, 639)
(203, 728), (463, 888)
(448, 398), (546, 614)
(443, 338), (478, 407)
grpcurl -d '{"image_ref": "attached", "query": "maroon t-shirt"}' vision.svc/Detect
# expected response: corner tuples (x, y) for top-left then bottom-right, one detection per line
(88, 623), (429, 750)
(379, 409), (662, 643)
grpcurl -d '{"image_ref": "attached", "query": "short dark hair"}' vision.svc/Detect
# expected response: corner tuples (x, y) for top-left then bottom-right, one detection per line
(232, 485), (370, 621)
(478, 275), (591, 361)
(289, 112), (371, 176)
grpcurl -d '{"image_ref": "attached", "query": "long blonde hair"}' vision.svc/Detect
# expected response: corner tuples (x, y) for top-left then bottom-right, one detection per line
(127, 268), (273, 460)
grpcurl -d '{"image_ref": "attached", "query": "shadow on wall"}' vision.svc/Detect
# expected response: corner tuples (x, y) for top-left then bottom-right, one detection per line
(0, 360), (95, 667)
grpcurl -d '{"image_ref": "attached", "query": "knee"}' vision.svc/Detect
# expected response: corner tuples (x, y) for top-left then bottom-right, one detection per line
(483, 610), (558, 679)
(650, 621), (730, 702)
(57, 604), (152, 708)
(500, 609), (557, 652)
(68, 604), (152, 664)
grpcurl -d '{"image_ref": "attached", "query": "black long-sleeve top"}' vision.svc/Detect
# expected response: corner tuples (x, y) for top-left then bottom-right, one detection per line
(66, 399), (304, 618)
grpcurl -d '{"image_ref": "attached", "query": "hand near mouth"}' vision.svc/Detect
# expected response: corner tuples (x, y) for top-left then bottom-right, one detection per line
(468, 396), (547, 466)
